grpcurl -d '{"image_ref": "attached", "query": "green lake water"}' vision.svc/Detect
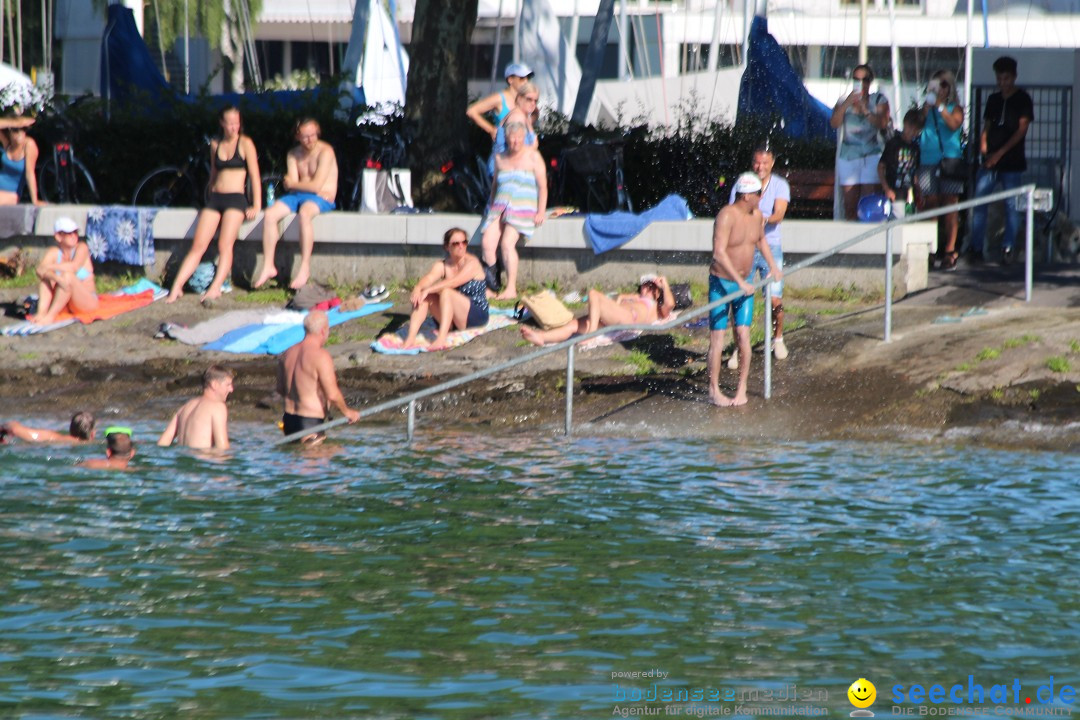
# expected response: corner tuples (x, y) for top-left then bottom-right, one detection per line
(1, 424), (1078, 719)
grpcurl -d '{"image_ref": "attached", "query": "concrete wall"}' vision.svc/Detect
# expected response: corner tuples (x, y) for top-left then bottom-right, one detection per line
(18, 206), (936, 298)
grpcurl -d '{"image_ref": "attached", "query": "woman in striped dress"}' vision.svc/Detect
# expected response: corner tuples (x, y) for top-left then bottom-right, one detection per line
(480, 121), (547, 300)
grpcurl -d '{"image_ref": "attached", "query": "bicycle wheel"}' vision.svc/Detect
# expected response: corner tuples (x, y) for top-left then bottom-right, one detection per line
(133, 166), (199, 208)
(38, 157), (99, 204)
(449, 171), (488, 214)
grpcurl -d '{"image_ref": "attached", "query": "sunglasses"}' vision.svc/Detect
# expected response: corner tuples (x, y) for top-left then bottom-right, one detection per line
(448, 240), (468, 247)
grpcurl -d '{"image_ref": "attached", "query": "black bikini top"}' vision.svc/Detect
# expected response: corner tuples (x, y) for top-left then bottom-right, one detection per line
(214, 138), (246, 170)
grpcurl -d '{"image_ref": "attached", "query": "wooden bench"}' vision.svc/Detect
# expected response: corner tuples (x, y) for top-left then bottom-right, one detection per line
(784, 168), (835, 219)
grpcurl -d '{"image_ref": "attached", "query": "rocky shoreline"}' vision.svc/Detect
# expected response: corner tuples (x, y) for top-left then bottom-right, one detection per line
(2, 277), (1078, 451)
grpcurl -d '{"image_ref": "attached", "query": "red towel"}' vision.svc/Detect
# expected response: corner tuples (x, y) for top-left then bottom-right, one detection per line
(32, 289), (157, 324)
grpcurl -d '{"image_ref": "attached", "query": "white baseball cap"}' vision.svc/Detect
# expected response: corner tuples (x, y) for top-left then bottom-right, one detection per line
(734, 172), (763, 194)
(54, 217), (79, 234)
(504, 62), (534, 79)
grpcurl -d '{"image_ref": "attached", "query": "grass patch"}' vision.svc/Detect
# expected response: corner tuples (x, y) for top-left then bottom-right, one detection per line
(671, 332), (693, 347)
(325, 332), (341, 347)
(1046, 356), (1071, 373)
(1003, 334), (1040, 349)
(0, 272), (36, 290)
(1069, 339), (1080, 354)
(235, 288), (291, 305)
(624, 350), (656, 376)
(94, 272), (144, 293)
(976, 347), (1001, 362)
(955, 362), (975, 372)
(989, 387), (1005, 401)
(19, 352), (38, 361)
(1029, 389), (1041, 402)
(786, 283), (883, 304)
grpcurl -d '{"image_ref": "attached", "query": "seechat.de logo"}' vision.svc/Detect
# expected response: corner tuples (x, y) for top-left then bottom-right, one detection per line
(849, 678), (877, 717)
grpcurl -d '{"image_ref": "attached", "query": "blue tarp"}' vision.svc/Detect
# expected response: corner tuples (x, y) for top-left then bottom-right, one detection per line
(99, 4), (357, 114)
(737, 16), (836, 143)
(100, 5), (173, 108)
(584, 194), (692, 254)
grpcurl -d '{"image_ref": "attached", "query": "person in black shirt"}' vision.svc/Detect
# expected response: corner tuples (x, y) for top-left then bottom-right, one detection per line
(970, 56), (1033, 265)
(878, 109), (923, 218)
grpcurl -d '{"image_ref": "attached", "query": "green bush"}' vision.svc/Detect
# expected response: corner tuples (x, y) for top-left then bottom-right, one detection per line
(34, 90), (835, 216)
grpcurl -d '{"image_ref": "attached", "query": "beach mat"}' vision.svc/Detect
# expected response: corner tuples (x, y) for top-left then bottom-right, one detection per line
(371, 309), (516, 355)
(1, 279), (166, 336)
(577, 311), (680, 350)
(204, 303), (392, 355)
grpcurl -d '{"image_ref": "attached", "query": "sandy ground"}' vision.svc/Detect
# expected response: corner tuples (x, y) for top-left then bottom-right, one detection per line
(1, 261), (1078, 451)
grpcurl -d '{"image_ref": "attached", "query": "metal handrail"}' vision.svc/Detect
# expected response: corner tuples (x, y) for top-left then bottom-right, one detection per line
(275, 184), (1037, 444)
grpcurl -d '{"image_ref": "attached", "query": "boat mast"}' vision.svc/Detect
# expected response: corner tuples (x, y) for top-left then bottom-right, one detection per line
(858, 0), (868, 64)
(964, 0), (974, 136)
(888, 0), (900, 123)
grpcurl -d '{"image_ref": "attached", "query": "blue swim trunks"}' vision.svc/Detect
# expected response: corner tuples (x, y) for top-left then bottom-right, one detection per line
(277, 192), (335, 214)
(751, 242), (783, 298)
(709, 273), (755, 331)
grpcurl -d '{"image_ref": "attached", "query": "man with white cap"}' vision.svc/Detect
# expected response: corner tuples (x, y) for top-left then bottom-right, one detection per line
(466, 62), (535, 142)
(728, 145), (791, 364)
(707, 172), (782, 407)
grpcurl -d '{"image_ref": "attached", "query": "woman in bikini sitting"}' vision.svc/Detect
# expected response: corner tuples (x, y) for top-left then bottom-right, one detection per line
(400, 227), (490, 350)
(520, 275), (675, 347)
(167, 105), (262, 304)
(32, 216), (99, 325)
(0, 116), (44, 206)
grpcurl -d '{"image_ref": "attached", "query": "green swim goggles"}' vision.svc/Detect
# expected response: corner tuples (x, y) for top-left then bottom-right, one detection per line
(103, 426), (133, 438)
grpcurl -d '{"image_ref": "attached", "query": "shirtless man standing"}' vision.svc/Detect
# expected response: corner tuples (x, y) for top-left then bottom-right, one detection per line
(277, 310), (360, 443)
(157, 365), (234, 450)
(253, 118), (339, 291)
(708, 172), (782, 407)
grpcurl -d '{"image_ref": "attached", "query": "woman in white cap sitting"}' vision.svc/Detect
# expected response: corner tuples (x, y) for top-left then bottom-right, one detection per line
(32, 216), (99, 325)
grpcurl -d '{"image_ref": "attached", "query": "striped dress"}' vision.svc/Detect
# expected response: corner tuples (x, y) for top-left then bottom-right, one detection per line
(482, 168), (539, 237)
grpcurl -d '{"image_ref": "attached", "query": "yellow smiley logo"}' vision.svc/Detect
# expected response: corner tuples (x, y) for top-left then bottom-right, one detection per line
(848, 678), (877, 709)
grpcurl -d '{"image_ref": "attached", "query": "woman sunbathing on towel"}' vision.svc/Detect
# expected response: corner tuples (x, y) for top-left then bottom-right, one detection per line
(520, 275), (674, 347)
(32, 216), (99, 325)
(401, 227), (490, 350)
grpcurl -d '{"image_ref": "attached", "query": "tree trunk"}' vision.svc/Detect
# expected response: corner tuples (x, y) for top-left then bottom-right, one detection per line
(405, 0), (479, 207)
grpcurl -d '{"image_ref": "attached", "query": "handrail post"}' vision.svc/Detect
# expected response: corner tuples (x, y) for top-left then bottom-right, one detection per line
(407, 399), (415, 443)
(763, 283), (772, 400)
(884, 225), (894, 342)
(1025, 185), (1034, 302)
(565, 344), (575, 436)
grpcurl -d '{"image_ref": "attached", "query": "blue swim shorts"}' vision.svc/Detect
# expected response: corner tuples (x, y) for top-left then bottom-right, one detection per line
(709, 273), (755, 331)
(751, 243), (783, 299)
(277, 192), (335, 214)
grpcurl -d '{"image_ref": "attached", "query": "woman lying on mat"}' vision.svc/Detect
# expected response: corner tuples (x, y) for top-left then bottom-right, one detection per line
(520, 275), (674, 347)
(32, 216), (99, 325)
(402, 227), (490, 350)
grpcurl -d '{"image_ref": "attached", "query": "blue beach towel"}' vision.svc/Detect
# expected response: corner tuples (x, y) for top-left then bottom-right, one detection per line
(203, 303), (393, 355)
(584, 194), (692, 254)
(86, 206), (158, 266)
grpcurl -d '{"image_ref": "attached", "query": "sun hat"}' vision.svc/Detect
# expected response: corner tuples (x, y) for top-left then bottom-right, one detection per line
(504, 62), (534, 79)
(54, 217), (79, 234)
(733, 172), (763, 195)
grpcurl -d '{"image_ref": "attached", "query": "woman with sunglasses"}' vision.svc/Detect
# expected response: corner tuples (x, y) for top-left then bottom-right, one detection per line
(401, 227), (490, 350)
(917, 69), (965, 271)
(830, 64), (891, 220)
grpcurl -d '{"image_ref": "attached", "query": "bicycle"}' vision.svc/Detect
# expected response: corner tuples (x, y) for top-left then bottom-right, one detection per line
(440, 145), (490, 214)
(35, 97), (99, 204)
(341, 120), (413, 212)
(554, 126), (644, 214)
(132, 137), (282, 209)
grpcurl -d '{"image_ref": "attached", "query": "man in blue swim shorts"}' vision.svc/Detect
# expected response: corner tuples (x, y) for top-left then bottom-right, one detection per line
(708, 172), (782, 407)
(254, 118), (339, 291)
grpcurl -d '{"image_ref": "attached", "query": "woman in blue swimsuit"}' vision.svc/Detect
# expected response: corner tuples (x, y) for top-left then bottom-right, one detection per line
(0, 116), (43, 206)
(166, 106), (262, 304)
(32, 217), (99, 325)
(401, 227), (490, 350)
(466, 62), (533, 145)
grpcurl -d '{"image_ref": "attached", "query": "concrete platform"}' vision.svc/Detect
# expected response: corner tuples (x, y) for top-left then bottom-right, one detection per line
(18, 205), (938, 296)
